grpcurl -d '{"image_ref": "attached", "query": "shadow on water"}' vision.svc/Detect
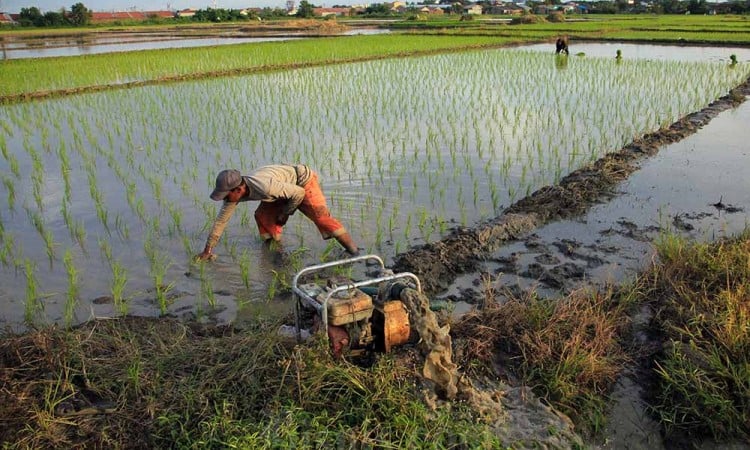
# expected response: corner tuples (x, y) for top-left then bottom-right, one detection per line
(554, 54), (568, 70)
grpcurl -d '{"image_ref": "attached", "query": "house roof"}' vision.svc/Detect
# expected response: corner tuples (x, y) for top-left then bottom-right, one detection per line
(313, 7), (351, 15)
(91, 10), (174, 21)
(0, 12), (17, 23)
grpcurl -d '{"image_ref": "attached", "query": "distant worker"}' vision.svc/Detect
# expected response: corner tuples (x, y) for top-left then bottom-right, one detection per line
(195, 164), (358, 261)
(555, 37), (569, 55)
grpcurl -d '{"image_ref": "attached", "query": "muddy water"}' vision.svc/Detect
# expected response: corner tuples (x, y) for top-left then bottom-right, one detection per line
(399, 287), (583, 448)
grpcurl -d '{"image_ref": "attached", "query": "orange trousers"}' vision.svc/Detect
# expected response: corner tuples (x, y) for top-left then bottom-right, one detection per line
(254, 172), (345, 241)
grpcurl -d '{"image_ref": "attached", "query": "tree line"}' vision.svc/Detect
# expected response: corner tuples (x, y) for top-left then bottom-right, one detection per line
(17, 3), (92, 27)
(9, 0), (750, 28)
(576, 0), (750, 14)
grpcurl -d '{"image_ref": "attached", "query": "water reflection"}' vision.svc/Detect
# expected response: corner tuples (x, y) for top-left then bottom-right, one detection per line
(554, 54), (568, 70)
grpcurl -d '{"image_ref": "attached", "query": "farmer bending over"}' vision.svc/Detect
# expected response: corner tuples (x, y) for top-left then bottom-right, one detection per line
(195, 164), (358, 261)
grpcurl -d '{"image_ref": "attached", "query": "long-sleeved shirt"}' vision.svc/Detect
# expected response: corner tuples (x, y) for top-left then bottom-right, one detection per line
(204, 164), (311, 249)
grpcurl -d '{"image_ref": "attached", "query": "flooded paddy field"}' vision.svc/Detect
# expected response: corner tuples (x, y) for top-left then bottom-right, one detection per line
(0, 26), (387, 60)
(0, 43), (748, 332)
(523, 41), (750, 63)
(0, 34), (302, 59)
(431, 90), (750, 320)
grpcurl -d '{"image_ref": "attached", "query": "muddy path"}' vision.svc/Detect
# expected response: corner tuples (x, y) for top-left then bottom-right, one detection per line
(393, 76), (750, 295)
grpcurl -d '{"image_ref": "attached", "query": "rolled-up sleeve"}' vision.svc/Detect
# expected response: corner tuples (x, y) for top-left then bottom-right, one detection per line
(205, 201), (238, 249)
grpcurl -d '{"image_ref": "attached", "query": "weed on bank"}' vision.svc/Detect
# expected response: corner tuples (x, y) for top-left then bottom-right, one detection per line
(640, 231), (750, 442)
(0, 316), (499, 448)
(453, 230), (750, 442)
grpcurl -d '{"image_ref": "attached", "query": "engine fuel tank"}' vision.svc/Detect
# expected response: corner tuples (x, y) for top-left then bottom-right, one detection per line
(373, 300), (410, 352)
(322, 288), (374, 326)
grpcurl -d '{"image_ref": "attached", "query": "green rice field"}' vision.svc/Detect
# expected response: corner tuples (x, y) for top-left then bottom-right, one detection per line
(0, 43), (748, 330)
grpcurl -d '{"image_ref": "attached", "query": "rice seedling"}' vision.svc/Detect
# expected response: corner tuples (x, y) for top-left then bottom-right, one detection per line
(198, 262), (216, 308)
(110, 260), (129, 315)
(238, 250), (252, 290)
(113, 213), (130, 240)
(1, 175), (15, 211)
(144, 233), (175, 315)
(23, 259), (43, 326)
(267, 270), (280, 301)
(26, 208), (56, 267)
(62, 249), (79, 326)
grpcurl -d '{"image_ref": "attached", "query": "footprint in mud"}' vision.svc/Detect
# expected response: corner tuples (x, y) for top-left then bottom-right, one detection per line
(524, 238), (548, 252)
(457, 286), (483, 304)
(491, 254), (520, 274)
(534, 253), (561, 265)
(521, 262), (585, 289)
(711, 197), (744, 214)
(586, 242), (620, 254)
(92, 295), (113, 305)
(672, 214), (694, 231)
(548, 262), (585, 284)
(551, 239), (581, 256)
(614, 219), (660, 242)
(144, 287), (190, 301)
(174, 304), (228, 323)
(569, 251), (606, 269)
(521, 263), (545, 280)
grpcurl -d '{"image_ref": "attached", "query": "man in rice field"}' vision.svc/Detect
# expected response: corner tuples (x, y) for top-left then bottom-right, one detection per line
(194, 164), (359, 261)
(555, 36), (569, 55)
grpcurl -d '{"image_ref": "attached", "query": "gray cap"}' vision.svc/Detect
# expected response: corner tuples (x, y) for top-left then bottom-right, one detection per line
(210, 169), (243, 201)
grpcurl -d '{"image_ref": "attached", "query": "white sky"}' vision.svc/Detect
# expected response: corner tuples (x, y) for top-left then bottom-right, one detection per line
(0, 0), (357, 13)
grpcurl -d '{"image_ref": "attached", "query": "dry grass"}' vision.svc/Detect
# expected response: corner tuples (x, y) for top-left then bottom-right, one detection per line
(453, 285), (633, 434)
(284, 18), (349, 33)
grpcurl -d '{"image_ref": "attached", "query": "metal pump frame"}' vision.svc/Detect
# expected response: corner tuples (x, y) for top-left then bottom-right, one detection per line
(292, 254), (422, 339)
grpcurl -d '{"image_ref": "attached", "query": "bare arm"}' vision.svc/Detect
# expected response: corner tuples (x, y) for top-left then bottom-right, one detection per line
(195, 201), (238, 260)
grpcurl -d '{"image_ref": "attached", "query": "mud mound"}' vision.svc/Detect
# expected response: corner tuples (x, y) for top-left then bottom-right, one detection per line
(394, 77), (750, 295)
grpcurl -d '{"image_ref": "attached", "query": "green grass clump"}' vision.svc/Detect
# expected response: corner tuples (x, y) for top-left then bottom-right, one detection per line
(640, 231), (750, 441)
(0, 316), (501, 448)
